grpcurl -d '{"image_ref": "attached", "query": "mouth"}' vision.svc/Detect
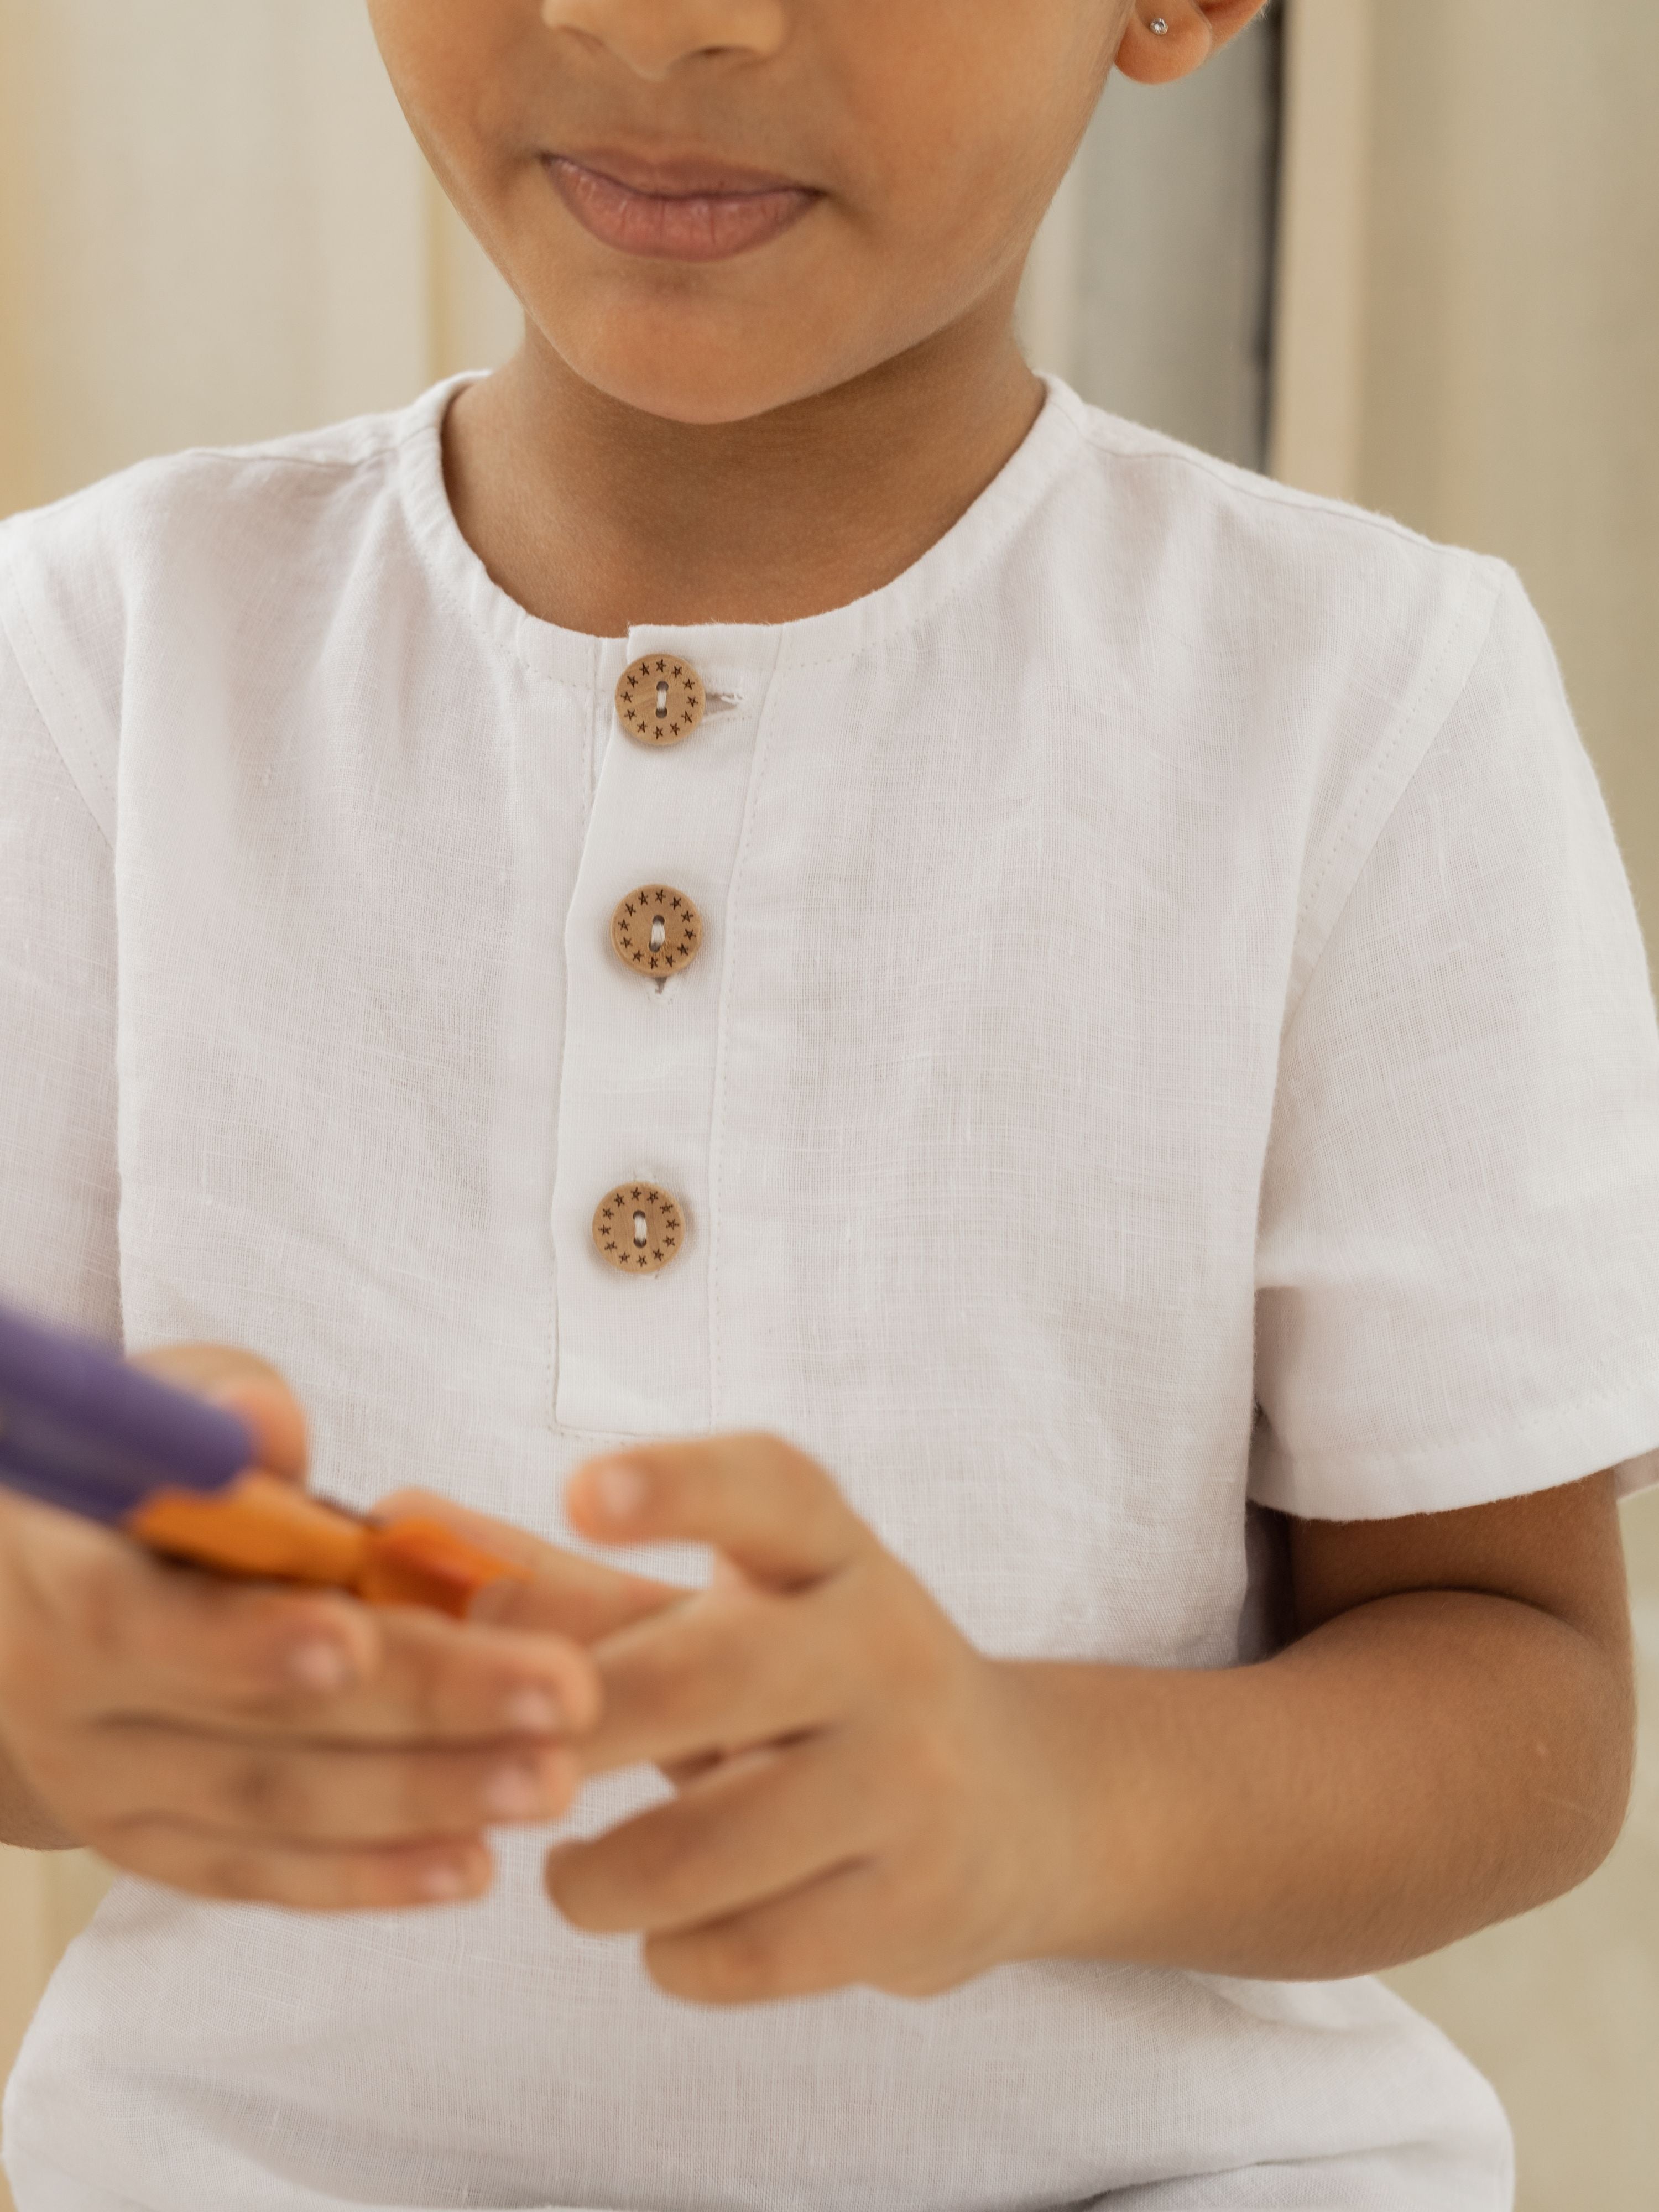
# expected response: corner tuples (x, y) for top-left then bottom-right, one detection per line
(543, 151), (822, 263)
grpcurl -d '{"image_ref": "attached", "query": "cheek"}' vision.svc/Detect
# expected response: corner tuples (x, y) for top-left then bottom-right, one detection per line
(367, 0), (545, 215)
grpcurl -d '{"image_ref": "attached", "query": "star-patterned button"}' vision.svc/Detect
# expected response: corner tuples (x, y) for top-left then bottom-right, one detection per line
(592, 1183), (685, 1276)
(611, 885), (703, 979)
(615, 656), (706, 749)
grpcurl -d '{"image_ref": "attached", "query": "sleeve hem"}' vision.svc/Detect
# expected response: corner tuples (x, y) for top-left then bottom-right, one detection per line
(1250, 1378), (1659, 1521)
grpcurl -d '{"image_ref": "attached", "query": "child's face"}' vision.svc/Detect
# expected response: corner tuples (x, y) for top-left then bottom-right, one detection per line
(368, 0), (1135, 423)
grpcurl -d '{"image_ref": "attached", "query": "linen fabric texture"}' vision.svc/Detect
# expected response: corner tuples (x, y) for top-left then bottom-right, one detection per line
(3, 373), (1658, 2212)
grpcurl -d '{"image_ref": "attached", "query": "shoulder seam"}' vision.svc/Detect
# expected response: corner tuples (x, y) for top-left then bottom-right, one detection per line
(1069, 411), (1462, 560)
(119, 430), (404, 479)
(1282, 559), (1515, 1040)
(1296, 554), (1510, 947)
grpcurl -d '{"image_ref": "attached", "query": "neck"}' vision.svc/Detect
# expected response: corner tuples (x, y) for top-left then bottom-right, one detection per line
(442, 286), (1044, 638)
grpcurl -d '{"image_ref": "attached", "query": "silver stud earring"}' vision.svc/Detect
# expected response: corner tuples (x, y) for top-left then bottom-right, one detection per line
(1151, 16), (1170, 33)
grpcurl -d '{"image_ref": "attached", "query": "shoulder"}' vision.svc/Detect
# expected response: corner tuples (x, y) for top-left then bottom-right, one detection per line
(0, 389), (432, 606)
(0, 384), (455, 843)
(1032, 383), (1545, 1009)
(1047, 382), (1509, 648)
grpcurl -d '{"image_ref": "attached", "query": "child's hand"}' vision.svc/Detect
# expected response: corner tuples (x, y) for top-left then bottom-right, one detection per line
(543, 1444), (1636, 2003)
(0, 1344), (604, 1911)
(543, 1436), (1062, 2004)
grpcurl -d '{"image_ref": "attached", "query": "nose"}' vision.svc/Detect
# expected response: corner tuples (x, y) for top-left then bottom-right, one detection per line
(540, 0), (789, 81)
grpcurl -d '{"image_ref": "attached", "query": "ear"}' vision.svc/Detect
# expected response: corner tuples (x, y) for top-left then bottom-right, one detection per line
(1115, 0), (1272, 87)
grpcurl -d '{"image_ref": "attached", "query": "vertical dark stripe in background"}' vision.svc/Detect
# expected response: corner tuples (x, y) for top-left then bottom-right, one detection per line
(1255, 0), (1287, 473)
(1063, 0), (1287, 471)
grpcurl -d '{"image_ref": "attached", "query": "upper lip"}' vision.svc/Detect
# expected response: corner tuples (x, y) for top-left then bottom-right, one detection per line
(545, 148), (816, 200)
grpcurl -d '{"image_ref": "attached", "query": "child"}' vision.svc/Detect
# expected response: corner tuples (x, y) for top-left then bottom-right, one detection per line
(2, 0), (1657, 2205)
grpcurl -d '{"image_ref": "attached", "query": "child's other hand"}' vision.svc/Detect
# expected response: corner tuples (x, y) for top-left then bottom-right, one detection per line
(544, 1437), (1061, 2005)
(0, 1345), (603, 1912)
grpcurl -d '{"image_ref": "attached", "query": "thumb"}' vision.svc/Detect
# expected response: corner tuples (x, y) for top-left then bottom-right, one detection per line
(127, 1342), (311, 1486)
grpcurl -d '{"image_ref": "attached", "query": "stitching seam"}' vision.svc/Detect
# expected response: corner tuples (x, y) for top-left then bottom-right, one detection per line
(1282, 560), (1508, 1036)
(706, 651), (782, 1431)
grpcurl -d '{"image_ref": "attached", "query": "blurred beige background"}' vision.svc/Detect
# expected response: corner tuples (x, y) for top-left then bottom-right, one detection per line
(1, 3), (1656, 2209)
(1272, 13), (1659, 2209)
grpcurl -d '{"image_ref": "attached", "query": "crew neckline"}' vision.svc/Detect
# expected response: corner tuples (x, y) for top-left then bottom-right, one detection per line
(395, 368), (1089, 686)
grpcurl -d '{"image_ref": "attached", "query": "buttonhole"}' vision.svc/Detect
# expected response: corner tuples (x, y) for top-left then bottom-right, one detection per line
(649, 915), (667, 953)
(633, 1212), (649, 1249)
(655, 681), (669, 720)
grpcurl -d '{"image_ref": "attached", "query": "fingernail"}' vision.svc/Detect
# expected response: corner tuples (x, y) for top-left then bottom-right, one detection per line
(503, 1687), (562, 1734)
(483, 1760), (547, 1820)
(286, 1641), (354, 1693)
(419, 1859), (474, 1901)
(593, 1460), (650, 1521)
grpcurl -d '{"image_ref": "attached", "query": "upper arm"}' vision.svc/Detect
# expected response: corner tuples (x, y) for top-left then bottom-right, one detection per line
(1286, 1469), (1634, 1666)
(1251, 570), (1659, 1530)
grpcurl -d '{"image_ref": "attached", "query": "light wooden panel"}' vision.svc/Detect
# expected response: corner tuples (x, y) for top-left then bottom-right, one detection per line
(1268, 0), (1375, 499)
(1358, 0), (1659, 954)
(0, 0), (496, 521)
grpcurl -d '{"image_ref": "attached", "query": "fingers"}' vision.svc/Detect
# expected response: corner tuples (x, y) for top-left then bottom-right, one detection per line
(6, 1500), (379, 1703)
(574, 1574), (862, 1776)
(7, 1501), (599, 1744)
(638, 1851), (973, 2007)
(536, 1434), (1026, 2004)
(80, 1721), (580, 1846)
(645, 1859), (893, 2006)
(127, 1342), (310, 1483)
(6, 1450), (612, 1747)
(112, 1588), (602, 1747)
(104, 1818), (498, 1914)
(565, 1433), (872, 1590)
(547, 1734), (873, 1937)
(374, 1488), (686, 1643)
(0, 1489), (608, 1915)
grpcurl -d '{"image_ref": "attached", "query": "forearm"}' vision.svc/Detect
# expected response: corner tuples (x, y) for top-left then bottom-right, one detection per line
(1010, 1589), (1635, 1979)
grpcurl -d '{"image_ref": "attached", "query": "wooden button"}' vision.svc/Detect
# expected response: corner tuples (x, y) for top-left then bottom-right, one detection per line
(612, 885), (703, 979)
(592, 1184), (684, 1275)
(615, 656), (706, 748)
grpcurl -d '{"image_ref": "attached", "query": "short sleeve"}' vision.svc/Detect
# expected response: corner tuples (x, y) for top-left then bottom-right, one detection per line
(0, 615), (122, 1341)
(1251, 566), (1659, 1519)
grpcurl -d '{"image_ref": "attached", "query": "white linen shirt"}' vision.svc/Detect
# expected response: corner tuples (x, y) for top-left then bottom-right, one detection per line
(4, 372), (1659, 2212)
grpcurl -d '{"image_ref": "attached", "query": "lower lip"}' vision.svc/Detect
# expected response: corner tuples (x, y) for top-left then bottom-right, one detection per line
(544, 155), (820, 263)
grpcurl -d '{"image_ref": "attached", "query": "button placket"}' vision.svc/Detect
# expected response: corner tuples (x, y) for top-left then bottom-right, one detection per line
(551, 633), (775, 1436)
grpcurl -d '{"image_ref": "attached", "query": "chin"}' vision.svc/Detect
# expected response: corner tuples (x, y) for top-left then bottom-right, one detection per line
(528, 289), (879, 427)
(562, 354), (788, 425)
